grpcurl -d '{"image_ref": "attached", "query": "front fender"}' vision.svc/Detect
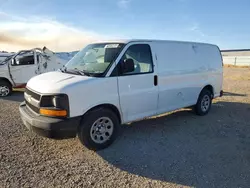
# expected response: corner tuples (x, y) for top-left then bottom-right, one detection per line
(81, 102), (123, 123)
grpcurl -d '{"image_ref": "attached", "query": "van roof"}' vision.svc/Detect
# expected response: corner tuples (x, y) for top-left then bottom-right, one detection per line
(91, 39), (217, 47)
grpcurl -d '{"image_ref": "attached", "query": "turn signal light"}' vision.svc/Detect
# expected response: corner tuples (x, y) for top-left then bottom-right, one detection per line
(40, 109), (67, 117)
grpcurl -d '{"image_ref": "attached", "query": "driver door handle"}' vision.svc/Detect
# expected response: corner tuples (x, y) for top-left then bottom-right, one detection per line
(154, 75), (158, 86)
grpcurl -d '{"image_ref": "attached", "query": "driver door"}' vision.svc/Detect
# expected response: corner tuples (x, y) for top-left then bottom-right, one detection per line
(116, 43), (159, 122)
(10, 51), (38, 86)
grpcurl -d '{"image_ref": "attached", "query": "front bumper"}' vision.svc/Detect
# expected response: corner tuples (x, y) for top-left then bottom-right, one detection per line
(19, 101), (81, 139)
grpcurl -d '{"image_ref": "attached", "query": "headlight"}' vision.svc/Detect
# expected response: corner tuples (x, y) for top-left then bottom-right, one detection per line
(40, 94), (69, 117)
(52, 96), (61, 107)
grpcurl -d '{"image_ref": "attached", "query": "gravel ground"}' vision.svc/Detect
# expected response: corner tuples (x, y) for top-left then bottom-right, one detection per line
(0, 67), (250, 188)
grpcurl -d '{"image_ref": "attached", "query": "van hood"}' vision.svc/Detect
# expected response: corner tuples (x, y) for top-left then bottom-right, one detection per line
(26, 71), (94, 93)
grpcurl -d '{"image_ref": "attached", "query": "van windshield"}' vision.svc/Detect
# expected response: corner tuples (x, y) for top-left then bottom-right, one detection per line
(0, 55), (14, 65)
(64, 43), (125, 76)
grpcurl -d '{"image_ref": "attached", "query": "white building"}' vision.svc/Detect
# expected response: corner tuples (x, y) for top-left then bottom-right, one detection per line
(221, 49), (250, 66)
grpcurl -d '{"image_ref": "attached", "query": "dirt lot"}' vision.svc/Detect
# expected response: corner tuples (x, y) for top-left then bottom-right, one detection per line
(0, 67), (250, 188)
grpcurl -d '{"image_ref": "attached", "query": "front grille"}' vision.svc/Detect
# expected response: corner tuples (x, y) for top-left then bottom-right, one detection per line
(25, 87), (41, 114)
(25, 99), (40, 113)
(25, 88), (41, 101)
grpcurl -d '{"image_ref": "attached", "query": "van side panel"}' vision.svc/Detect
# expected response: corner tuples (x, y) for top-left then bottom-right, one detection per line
(153, 41), (222, 114)
(196, 45), (223, 98)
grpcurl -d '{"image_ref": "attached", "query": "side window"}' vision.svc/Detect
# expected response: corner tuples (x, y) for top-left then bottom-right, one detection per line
(11, 54), (35, 66)
(120, 44), (153, 75)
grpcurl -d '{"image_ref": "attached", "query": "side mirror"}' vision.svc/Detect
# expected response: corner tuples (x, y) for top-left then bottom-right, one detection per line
(121, 58), (135, 74)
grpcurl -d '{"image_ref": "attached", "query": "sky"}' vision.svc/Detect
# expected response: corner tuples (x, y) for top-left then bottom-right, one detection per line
(0, 0), (250, 52)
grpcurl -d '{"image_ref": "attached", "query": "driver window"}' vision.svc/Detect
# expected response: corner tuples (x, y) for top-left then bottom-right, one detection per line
(12, 53), (35, 66)
(121, 44), (153, 75)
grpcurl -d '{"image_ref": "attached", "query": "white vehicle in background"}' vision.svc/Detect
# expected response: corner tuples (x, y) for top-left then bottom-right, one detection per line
(0, 52), (14, 63)
(0, 47), (67, 97)
(19, 39), (223, 150)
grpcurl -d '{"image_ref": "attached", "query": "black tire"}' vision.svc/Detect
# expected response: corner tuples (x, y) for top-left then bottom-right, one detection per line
(78, 108), (120, 151)
(0, 80), (12, 97)
(194, 89), (212, 116)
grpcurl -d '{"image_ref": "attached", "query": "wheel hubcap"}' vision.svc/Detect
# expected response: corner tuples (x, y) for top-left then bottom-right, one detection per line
(0, 86), (10, 97)
(201, 95), (210, 112)
(90, 117), (114, 144)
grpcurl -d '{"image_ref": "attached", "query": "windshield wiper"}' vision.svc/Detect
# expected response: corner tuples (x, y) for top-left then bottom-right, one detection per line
(80, 69), (95, 76)
(74, 68), (86, 76)
(61, 67), (98, 77)
(59, 66), (67, 73)
(63, 68), (91, 76)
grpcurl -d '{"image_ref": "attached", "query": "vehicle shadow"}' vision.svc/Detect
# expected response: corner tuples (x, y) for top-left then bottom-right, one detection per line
(1, 90), (24, 102)
(97, 101), (250, 188)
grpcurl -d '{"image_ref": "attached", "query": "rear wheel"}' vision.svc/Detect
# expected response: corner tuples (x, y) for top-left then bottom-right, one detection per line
(78, 108), (120, 150)
(0, 80), (12, 97)
(194, 89), (212, 116)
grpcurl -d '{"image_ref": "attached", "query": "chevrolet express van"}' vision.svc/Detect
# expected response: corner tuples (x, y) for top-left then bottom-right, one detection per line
(19, 39), (223, 150)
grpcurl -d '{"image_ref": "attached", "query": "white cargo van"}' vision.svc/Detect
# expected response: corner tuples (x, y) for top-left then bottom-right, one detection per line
(0, 47), (67, 97)
(19, 39), (223, 150)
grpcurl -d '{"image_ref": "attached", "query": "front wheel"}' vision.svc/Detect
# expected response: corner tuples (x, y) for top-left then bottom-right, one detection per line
(194, 89), (212, 116)
(0, 80), (12, 97)
(78, 108), (120, 150)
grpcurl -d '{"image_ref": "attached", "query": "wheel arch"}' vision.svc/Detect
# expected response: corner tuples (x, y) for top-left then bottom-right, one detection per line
(199, 84), (214, 99)
(0, 77), (13, 87)
(82, 103), (122, 124)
